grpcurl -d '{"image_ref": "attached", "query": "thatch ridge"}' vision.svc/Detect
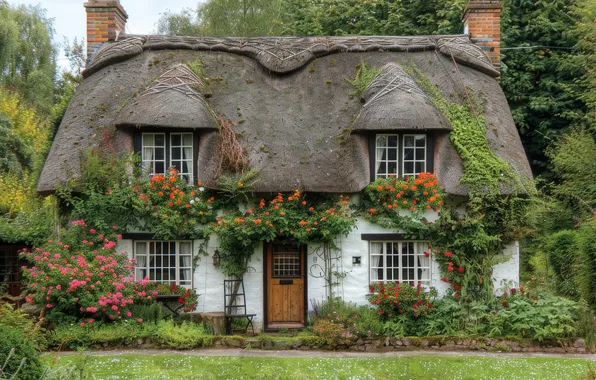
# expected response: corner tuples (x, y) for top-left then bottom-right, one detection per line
(84, 35), (500, 78)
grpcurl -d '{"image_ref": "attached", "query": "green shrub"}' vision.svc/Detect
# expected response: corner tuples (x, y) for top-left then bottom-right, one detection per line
(0, 325), (45, 380)
(546, 230), (579, 298)
(576, 221), (596, 308)
(154, 320), (212, 349)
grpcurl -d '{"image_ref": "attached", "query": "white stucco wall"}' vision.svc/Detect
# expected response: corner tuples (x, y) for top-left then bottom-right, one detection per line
(116, 208), (520, 329)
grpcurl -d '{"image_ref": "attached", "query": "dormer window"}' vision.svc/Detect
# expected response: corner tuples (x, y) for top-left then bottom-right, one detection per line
(137, 131), (197, 183)
(372, 133), (432, 180)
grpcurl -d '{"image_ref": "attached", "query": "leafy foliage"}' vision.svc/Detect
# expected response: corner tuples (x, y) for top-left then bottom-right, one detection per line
(157, 0), (283, 37)
(345, 60), (380, 96)
(211, 191), (355, 277)
(20, 220), (158, 324)
(0, 2), (56, 114)
(0, 325), (45, 380)
(280, 0), (466, 36)
(501, 0), (587, 173)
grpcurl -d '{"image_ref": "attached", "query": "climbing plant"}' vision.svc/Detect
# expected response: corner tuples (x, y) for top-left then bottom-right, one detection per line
(210, 190), (355, 277)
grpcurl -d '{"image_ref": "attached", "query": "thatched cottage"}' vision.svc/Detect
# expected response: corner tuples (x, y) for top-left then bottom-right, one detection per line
(37, 0), (531, 329)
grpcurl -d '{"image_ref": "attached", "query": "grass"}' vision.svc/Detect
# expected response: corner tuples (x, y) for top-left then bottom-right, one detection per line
(49, 353), (596, 379)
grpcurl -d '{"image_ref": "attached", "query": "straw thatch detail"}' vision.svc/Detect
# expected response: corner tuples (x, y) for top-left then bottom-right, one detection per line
(84, 35), (499, 78)
(116, 63), (216, 130)
(362, 63), (428, 106)
(352, 63), (452, 132)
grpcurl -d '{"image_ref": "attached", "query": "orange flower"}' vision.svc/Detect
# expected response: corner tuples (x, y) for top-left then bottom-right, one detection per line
(309, 207), (315, 212)
(306, 228), (311, 232)
(237, 182), (243, 187)
(274, 205), (279, 210)
(197, 181), (203, 186)
(369, 208), (375, 214)
(288, 196), (294, 201)
(280, 212), (285, 216)
(410, 207), (415, 212)
(302, 201), (307, 206)
(411, 186), (417, 191)
(158, 191), (164, 197)
(185, 204), (191, 208)
(342, 201), (348, 206)
(377, 186), (383, 191)
(254, 219), (262, 225)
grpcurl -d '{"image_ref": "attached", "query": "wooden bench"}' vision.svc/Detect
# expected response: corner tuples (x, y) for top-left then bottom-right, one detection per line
(224, 279), (256, 335)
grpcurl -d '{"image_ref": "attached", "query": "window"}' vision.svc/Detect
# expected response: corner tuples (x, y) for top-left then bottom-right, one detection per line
(134, 241), (193, 287)
(369, 241), (430, 284)
(140, 132), (195, 183)
(373, 134), (429, 179)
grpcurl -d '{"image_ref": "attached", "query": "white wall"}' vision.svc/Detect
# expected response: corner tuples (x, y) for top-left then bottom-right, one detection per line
(116, 208), (520, 326)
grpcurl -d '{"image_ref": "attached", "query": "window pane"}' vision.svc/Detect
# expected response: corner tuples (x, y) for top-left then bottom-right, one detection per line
(388, 135), (398, 147)
(388, 148), (397, 161)
(377, 162), (386, 174)
(404, 162), (414, 174)
(142, 134), (153, 146)
(172, 147), (181, 160)
(155, 148), (164, 160)
(415, 135), (426, 147)
(180, 242), (191, 255)
(171, 134), (181, 146)
(154, 134), (165, 146)
(404, 149), (414, 160)
(404, 136), (414, 147)
(172, 161), (181, 171)
(416, 148), (425, 160)
(387, 162), (397, 175)
(182, 133), (193, 146)
(183, 161), (190, 173)
(415, 162), (425, 174)
(136, 256), (146, 267)
(182, 147), (192, 160)
(376, 135), (387, 147)
(155, 162), (165, 174)
(180, 269), (191, 281)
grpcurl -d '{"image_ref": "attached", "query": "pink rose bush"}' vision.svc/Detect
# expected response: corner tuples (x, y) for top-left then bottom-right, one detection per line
(20, 220), (157, 324)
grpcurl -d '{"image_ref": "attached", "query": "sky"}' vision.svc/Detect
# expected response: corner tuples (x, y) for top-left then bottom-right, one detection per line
(8, 0), (203, 71)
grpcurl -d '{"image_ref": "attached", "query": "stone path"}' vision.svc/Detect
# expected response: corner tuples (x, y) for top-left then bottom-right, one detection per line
(53, 348), (596, 360)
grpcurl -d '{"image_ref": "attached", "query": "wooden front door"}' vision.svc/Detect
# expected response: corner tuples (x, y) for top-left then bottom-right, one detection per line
(266, 241), (305, 328)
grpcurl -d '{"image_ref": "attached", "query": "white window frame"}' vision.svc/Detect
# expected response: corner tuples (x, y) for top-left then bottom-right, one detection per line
(169, 133), (194, 183)
(402, 134), (426, 176)
(141, 133), (166, 176)
(141, 132), (194, 183)
(133, 241), (193, 287)
(369, 241), (431, 285)
(375, 134), (400, 179)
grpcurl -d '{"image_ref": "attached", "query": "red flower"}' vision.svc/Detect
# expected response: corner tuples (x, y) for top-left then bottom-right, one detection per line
(448, 266), (454, 272)
(178, 298), (185, 304)
(457, 267), (464, 273)
(444, 251), (453, 257)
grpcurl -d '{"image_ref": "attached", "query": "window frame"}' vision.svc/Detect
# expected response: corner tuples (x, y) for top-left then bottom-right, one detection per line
(369, 132), (434, 181)
(133, 240), (194, 287)
(134, 129), (199, 183)
(368, 240), (431, 285)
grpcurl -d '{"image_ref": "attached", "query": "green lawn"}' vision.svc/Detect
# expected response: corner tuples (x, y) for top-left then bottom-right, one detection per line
(49, 353), (596, 380)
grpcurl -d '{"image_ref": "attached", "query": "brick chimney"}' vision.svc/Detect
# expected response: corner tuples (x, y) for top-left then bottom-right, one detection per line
(84, 0), (128, 62)
(463, 0), (502, 70)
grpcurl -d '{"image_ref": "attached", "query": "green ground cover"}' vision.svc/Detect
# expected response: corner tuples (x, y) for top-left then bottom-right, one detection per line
(50, 353), (595, 380)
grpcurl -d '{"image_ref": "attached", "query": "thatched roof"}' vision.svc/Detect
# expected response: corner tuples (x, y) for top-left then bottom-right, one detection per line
(352, 63), (452, 132)
(116, 64), (217, 130)
(38, 34), (532, 196)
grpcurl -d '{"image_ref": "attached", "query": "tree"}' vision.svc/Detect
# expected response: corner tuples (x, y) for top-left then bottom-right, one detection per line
(156, 1), (284, 37)
(280, 0), (466, 36)
(0, 1), (56, 113)
(501, 0), (586, 174)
